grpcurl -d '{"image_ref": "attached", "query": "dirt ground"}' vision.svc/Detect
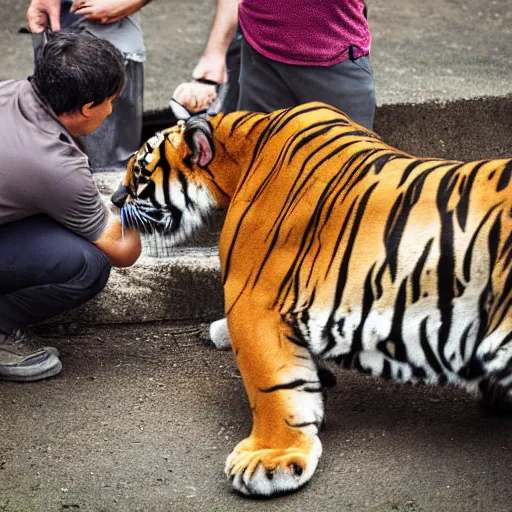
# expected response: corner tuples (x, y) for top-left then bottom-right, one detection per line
(1, 322), (511, 512)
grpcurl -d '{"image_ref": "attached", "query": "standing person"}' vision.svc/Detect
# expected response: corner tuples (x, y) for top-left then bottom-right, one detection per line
(0, 29), (141, 382)
(26, 0), (150, 172)
(174, 0), (375, 130)
(172, 0), (375, 351)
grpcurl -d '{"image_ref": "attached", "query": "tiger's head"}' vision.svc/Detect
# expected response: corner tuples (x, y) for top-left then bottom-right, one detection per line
(111, 115), (219, 245)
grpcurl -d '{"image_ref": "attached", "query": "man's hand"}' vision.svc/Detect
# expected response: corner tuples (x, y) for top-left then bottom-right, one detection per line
(172, 81), (218, 113)
(192, 53), (228, 85)
(71, 0), (147, 24)
(176, 0), (238, 112)
(27, 0), (61, 33)
(172, 51), (227, 113)
(93, 211), (141, 268)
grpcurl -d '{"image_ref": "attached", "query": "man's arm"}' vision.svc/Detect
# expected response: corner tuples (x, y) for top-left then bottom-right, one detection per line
(192, 0), (241, 84)
(93, 212), (142, 268)
(173, 0), (240, 111)
(27, 0), (150, 32)
(71, 0), (150, 25)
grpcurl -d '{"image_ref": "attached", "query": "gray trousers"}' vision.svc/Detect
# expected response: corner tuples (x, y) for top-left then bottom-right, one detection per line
(237, 39), (376, 130)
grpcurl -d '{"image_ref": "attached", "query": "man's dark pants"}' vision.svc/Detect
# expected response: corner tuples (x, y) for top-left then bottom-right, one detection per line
(237, 39), (376, 131)
(0, 215), (111, 334)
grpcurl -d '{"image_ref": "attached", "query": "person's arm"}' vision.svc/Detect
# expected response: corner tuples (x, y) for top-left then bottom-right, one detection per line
(93, 212), (142, 268)
(34, 161), (141, 268)
(26, 0), (149, 32)
(173, 0), (240, 112)
(27, 0), (61, 33)
(192, 0), (241, 84)
(71, 0), (150, 25)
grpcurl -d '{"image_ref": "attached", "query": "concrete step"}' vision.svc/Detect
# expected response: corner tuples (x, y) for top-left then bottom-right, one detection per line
(50, 94), (512, 328)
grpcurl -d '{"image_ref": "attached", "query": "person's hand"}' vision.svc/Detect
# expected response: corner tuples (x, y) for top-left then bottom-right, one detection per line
(192, 53), (228, 85)
(173, 51), (227, 112)
(71, 0), (147, 24)
(27, 0), (61, 33)
(172, 81), (218, 113)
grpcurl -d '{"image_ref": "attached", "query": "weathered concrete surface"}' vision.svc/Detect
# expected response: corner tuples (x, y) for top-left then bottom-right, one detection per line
(1, 322), (511, 512)
(70, 250), (223, 324)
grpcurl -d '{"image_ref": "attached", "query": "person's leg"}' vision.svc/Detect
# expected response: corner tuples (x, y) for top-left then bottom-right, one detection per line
(277, 54), (376, 131)
(0, 215), (111, 332)
(0, 215), (111, 381)
(237, 39), (298, 113)
(222, 30), (242, 114)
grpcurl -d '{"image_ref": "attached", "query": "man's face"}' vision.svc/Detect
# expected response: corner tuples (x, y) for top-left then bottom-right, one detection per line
(81, 94), (117, 135)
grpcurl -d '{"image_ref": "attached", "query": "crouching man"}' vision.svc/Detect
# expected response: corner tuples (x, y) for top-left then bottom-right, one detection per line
(0, 28), (141, 382)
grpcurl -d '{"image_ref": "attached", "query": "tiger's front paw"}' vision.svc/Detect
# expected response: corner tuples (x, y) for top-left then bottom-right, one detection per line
(209, 318), (232, 350)
(225, 435), (322, 496)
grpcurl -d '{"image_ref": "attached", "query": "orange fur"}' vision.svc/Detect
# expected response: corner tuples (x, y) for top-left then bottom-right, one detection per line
(120, 102), (512, 496)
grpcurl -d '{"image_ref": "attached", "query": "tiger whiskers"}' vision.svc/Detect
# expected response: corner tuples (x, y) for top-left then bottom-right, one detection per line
(120, 191), (214, 254)
(121, 202), (167, 236)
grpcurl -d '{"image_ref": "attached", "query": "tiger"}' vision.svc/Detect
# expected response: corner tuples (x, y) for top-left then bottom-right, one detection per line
(112, 102), (512, 497)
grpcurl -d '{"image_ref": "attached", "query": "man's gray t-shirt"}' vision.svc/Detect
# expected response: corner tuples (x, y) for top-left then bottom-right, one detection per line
(0, 79), (107, 242)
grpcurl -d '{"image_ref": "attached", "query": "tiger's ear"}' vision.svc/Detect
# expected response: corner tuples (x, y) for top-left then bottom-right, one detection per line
(184, 116), (214, 167)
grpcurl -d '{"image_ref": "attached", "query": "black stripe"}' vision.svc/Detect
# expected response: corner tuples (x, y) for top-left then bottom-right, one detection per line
(328, 183), (379, 334)
(497, 160), (512, 192)
(159, 156), (183, 231)
(349, 264), (377, 356)
(456, 161), (486, 231)
(463, 204), (501, 282)
(398, 160), (429, 187)
(381, 359), (392, 380)
(260, 379), (320, 393)
(459, 323), (473, 362)
(285, 420), (322, 429)
(436, 168), (459, 372)
(411, 239), (434, 303)
(419, 317), (443, 375)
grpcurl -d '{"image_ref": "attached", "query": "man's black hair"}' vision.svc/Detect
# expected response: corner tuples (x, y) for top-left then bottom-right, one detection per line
(32, 28), (126, 116)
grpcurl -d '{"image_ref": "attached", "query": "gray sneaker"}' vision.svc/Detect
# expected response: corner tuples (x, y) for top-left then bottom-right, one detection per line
(0, 328), (62, 382)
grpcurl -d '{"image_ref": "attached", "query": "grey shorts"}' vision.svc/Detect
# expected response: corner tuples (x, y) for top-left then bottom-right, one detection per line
(237, 39), (376, 130)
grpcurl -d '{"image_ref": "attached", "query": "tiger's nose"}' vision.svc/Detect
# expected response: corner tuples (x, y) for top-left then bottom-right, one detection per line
(111, 183), (129, 208)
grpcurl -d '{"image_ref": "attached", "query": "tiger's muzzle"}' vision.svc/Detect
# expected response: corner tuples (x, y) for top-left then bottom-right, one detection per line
(111, 182), (174, 235)
(120, 201), (173, 235)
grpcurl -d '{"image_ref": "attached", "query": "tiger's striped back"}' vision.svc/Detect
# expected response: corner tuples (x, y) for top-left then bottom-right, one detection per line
(209, 103), (511, 392)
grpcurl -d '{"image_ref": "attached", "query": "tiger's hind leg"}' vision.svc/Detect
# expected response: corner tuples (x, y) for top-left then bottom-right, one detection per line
(225, 302), (324, 496)
(477, 328), (512, 413)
